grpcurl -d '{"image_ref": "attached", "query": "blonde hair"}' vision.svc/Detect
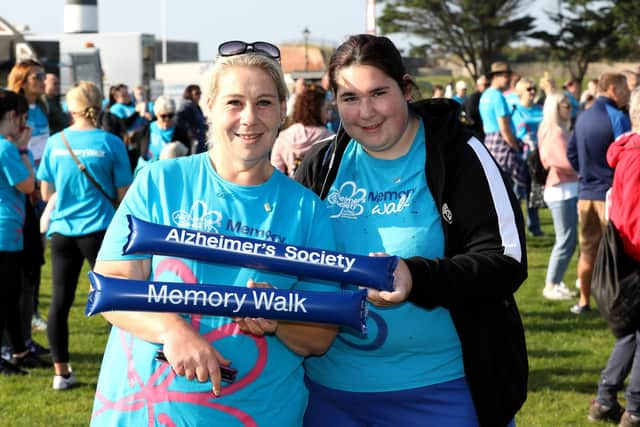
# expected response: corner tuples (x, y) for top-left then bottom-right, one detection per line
(540, 90), (571, 132)
(66, 81), (102, 127)
(205, 53), (288, 148)
(515, 78), (534, 96)
(159, 141), (189, 159)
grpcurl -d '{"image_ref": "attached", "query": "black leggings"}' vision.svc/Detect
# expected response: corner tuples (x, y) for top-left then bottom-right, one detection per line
(47, 231), (105, 363)
(0, 251), (27, 354)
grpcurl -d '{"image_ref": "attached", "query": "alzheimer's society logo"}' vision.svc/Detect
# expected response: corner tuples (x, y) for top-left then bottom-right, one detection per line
(172, 200), (222, 232)
(327, 181), (367, 219)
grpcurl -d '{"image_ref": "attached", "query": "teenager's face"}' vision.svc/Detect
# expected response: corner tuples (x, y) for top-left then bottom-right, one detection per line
(334, 64), (412, 157)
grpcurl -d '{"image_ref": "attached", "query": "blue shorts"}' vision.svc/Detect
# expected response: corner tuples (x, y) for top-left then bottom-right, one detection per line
(304, 376), (498, 427)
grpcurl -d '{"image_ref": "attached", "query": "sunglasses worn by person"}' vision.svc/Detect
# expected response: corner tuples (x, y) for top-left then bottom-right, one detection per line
(159, 113), (175, 120)
(218, 41), (280, 60)
(30, 72), (46, 81)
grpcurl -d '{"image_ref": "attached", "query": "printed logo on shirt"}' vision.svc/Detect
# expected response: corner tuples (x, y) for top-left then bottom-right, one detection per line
(328, 181), (415, 218)
(442, 203), (453, 224)
(327, 181), (367, 219)
(51, 148), (106, 158)
(172, 200), (222, 232)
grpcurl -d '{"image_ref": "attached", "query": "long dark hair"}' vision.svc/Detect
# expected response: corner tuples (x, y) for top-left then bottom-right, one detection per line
(0, 89), (29, 122)
(328, 34), (419, 99)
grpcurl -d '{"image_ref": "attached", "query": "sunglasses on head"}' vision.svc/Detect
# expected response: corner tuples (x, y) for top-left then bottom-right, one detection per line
(218, 40), (280, 60)
(159, 113), (175, 119)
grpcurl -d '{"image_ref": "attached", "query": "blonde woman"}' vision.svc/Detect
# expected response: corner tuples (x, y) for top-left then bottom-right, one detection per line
(36, 81), (132, 389)
(537, 91), (578, 300)
(89, 42), (338, 426)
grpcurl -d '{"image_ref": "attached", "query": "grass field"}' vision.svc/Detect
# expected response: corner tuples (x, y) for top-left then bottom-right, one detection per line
(0, 209), (619, 426)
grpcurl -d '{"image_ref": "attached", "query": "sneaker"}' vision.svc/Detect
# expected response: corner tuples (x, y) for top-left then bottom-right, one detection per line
(620, 411), (640, 427)
(588, 400), (624, 423)
(27, 340), (51, 356)
(570, 303), (592, 315)
(0, 345), (11, 361)
(31, 315), (47, 331)
(10, 351), (50, 369)
(52, 370), (78, 390)
(0, 359), (28, 376)
(557, 282), (578, 298)
(543, 285), (572, 300)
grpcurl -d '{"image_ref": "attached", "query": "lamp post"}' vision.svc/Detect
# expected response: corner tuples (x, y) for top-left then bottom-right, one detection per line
(302, 26), (310, 72)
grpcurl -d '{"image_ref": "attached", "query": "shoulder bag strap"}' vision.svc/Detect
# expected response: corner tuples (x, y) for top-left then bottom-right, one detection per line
(61, 131), (118, 209)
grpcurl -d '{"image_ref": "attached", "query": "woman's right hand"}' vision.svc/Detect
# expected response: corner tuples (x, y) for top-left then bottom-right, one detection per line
(16, 125), (32, 149)
(161, 324), (231, 397)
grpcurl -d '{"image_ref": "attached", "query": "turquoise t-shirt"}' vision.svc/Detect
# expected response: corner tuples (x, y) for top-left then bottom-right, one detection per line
(0, 136), (29, 251)
(305, 119), (464, 392)
(26, 103), (50, 165)
(109, 102), (136, 119)
(511, 103), (543, 143)
(91, 153), (338, 427)
(479, 87), (512, 134)
(147, 121), (175, 160)
(36, 129), (132, 237)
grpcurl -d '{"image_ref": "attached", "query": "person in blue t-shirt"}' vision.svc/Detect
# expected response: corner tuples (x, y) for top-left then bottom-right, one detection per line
(37, 81), (133, 390)
(296, 34), (527, 427)
(510, 78), (545, 237)
(479, 62), (528, 194)
(0, 90), (40, 375)
(89, 43), (339, 427)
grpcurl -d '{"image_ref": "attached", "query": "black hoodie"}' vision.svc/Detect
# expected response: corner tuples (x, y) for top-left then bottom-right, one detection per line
(296, 98), (529, 427)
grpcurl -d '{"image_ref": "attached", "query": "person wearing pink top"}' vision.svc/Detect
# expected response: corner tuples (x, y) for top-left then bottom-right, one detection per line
(271, 84), (334, 177)
(537, 91), (579, 300)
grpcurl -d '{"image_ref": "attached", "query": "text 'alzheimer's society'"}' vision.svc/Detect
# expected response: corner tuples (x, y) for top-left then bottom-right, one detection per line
(164, 228), (356, 272)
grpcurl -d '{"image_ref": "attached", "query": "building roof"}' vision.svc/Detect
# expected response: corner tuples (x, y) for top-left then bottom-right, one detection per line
(280, 45), (326, 73)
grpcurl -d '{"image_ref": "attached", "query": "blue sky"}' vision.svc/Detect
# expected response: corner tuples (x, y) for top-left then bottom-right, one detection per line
(3, 0), (557, 61)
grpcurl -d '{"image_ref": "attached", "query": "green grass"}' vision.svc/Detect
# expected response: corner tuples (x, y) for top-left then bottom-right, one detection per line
(0, 209), (617, 426)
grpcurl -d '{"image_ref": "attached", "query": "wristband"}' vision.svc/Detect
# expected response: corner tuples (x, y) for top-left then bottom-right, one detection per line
(19, 148), (29, 156)
(86, 272), (368, 332)
(123, 215), (397, 291)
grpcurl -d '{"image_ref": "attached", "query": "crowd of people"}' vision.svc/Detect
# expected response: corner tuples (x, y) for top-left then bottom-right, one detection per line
(0, 34), (638, 426)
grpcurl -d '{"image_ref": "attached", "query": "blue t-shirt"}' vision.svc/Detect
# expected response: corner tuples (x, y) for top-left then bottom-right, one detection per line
(36, 129), (132, 237)
(91, 153), (338, 427)
(148, 121), (175, 160)
(109, 102), (136, 119)
(305, 119), (464, 392)
(511, 103), (543, 144)
(451, 95), (466, 105)
(0, 136), (29, 251)
(479, 87), (512, 134)
(26, 103), (50, 165)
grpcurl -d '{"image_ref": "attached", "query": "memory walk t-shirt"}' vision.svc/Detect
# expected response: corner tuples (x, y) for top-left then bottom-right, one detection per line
(0, 136), (29, 251)
(305, 118), (464, 392)
(36, 129), (132, 237)
(26, 103), (50, 165)
(92, 153), (338, 427)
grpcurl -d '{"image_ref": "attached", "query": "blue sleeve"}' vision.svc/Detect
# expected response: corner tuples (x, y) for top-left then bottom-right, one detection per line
(109, 135), (133, 188)
(35, 137), (54, 183)
(110, 104), (127, 119)
(567, 130), (579, 171)
(495, 94), (511, 118)
(1, 144), (29, 186)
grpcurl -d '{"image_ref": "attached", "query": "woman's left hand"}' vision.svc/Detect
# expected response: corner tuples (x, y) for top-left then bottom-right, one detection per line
(233, 279), (279, 336)
(366, 253), (412, 307)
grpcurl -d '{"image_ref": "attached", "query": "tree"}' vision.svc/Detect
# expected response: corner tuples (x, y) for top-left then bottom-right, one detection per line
(531, 0), (640, 87)
(378, 0), (535, 80)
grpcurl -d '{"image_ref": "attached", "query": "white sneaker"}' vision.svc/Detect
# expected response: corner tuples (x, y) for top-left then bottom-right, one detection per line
(556, 282), (578, 298)
(543, 285), (572, 300)
(31, 315), (47, 331)
(53, 371), (78, 390)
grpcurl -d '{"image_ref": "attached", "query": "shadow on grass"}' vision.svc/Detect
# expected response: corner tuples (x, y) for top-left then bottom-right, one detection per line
(522, 310), (606, 333)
